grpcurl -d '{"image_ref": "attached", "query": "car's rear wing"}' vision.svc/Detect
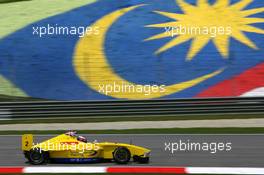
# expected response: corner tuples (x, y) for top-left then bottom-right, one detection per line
(22, 134), (33, 151)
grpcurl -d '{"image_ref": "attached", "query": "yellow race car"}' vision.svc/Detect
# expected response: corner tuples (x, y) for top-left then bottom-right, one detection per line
(22, 131), (150, 165)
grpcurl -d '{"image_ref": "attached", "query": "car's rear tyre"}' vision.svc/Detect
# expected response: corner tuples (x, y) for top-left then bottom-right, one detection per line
(28, 148), (49, 165)
(113, 147), (131, 164)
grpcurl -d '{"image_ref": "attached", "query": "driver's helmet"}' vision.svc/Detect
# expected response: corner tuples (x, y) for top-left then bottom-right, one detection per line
(77, 136), (87, 143)
(65, 131), (77, 137)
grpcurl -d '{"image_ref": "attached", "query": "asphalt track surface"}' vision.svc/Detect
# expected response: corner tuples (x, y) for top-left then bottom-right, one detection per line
(0, 135), (263, 167)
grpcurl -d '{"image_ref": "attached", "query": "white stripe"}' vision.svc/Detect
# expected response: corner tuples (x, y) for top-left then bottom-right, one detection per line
(240, 87), (264, 97)
(186, 167), (264, 174)
(22, 167), (264, 174)
(23, 167), (107, 173)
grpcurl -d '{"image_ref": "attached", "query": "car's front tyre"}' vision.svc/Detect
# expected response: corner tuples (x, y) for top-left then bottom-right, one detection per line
(28, 148), (49, 165)
(113, 147), (131, 164)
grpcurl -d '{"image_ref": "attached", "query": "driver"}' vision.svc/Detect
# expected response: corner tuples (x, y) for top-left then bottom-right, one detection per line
(65, 131), (77, 137)
(77, 136), (87, 143)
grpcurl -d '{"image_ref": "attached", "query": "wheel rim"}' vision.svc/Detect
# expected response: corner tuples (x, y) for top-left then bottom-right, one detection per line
(31, 151), (41, 160)
(116, 149), (128, 161)
(30, 150), (44, 164)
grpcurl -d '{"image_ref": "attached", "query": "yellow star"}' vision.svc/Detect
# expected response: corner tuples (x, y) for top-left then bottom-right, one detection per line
(144, 0), (264, 60)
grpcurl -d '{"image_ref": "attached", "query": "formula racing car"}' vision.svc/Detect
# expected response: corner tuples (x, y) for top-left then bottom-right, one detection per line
(22, 131), (150, 165)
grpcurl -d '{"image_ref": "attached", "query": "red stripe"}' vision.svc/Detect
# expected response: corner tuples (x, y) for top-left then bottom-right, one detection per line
(197, 62), (264, 97)
(0, 167), (23, 174)
(107, 167), (187, 174)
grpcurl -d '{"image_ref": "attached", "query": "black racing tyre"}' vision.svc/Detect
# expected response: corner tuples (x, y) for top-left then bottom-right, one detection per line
(113, 147), (131, 164)
(28, 148), (49, 165)
(24, 151), (30, 160)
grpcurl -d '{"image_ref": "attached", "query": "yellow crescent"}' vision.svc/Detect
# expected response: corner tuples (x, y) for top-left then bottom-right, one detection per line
(73, 5), (223, 99)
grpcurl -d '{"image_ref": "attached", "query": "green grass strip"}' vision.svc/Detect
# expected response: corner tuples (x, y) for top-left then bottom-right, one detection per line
(0, 127), (264, 135)
(0, 113), (263, 125)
